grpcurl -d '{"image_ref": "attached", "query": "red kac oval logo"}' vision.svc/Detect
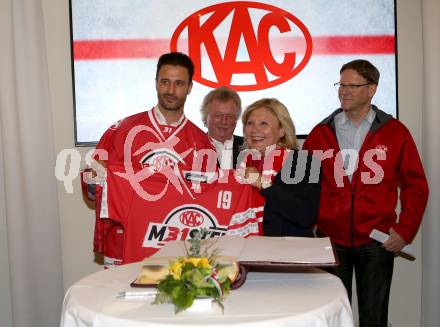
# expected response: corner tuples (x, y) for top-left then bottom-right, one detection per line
(179, 210), (204, 227)
(171, 1), (313, 91)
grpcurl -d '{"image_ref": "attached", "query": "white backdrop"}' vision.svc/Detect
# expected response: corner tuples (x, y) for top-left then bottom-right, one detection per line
(70, 0), (397, 144)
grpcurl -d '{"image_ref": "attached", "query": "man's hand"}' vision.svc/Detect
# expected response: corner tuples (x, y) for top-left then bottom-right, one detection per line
(89, 159), (107, 183)
(382, 228), (407, 252)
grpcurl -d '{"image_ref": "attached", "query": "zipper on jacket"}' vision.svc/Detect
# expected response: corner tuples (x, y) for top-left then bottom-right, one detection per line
(326, 122), (355, 247)
(326, 108), (388, 247)
(349, 125), (379, 246)
(350, 190), (355, 247)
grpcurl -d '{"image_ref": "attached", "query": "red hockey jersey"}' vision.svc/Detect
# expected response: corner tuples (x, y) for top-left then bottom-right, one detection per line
(100, 164), (263, 264)
(94, 108), (216, 170)
(239, 147), (289, 233)
(91, 108), (216, 267)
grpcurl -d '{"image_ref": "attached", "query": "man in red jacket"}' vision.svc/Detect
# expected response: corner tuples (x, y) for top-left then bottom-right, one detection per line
(303, 59), (429, 327)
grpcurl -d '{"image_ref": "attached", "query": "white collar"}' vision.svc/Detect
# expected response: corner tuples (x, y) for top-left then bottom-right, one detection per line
(210, 137), (234, 149)
(153, 105), (185, 126)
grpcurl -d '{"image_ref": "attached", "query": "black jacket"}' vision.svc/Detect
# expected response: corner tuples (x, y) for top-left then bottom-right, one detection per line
(260, 150), (321, 237)
(231, 135), (244, 169)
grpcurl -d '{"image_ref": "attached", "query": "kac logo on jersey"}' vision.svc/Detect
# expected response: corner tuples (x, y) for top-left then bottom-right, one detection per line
(143, 204), (227, 248)
(171, 1), (313, 91)
(140, 148), (184, 170)
(180, 210), (204, 227)
(118, 126), (194, 201)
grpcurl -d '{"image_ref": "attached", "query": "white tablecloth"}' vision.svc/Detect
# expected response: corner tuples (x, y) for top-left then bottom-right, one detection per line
(61, 263), (354, 327)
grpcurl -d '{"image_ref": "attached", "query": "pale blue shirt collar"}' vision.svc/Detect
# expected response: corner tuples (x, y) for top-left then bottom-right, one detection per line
(335, 107), (376, 127)
(334, 108), (376, 183)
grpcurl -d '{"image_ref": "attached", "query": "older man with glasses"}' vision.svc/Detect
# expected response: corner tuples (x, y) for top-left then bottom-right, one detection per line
(201, 86), (243, 169)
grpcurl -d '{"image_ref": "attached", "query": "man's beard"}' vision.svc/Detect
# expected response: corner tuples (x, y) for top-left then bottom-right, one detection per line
(157, 93), (187, 112)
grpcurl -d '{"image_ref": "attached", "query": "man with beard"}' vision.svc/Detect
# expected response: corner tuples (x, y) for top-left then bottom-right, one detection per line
(88, 52), (215, 268)
(95, 52), (214, 166)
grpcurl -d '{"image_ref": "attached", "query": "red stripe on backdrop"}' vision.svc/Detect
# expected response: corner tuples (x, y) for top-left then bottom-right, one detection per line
(73, 39), (171, 60)
(73, 35), (395, 60)
(313, 35), (395, 54)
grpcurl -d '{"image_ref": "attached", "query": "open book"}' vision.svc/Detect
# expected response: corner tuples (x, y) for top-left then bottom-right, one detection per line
(132, 236), (337, 288)
(154, 235), (337, 267)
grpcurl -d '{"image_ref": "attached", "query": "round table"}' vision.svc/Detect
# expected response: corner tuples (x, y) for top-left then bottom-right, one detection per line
(61, 262), (354, 327)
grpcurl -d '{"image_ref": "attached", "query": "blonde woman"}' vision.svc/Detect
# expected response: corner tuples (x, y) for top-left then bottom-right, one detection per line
(239, 98), (320, 237)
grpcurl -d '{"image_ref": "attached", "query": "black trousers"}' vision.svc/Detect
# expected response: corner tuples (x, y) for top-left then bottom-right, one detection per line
(330, 241), (394, 327)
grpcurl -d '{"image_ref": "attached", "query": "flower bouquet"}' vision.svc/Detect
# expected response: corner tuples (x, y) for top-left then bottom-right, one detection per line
(153, 230), (237, 313)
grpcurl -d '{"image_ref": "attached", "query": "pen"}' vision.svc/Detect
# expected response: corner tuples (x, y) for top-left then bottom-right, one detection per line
(117, 291), (157, 299)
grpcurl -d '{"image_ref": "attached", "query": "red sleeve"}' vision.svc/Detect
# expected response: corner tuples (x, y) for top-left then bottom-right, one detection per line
(93, 125), (116, 161)
(393, 130), (429, 243)
(102, 164), (133, 224)
(302, 127), (318, 151)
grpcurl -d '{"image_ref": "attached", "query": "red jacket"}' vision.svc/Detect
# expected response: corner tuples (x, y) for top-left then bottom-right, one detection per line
(303, 106), (429, 246)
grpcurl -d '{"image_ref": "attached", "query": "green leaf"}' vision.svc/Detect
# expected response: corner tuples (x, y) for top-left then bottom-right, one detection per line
(181, 263), (195, 277)
(173, 285), (197, 311)
(152, 293), (172, 305)
(187, 269), (205, 287)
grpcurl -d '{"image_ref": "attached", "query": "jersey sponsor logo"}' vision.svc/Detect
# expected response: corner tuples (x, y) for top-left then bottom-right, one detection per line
(171, 1), (312, 91)
(180, 210), (204, 227)
(143, 204), (227, 248)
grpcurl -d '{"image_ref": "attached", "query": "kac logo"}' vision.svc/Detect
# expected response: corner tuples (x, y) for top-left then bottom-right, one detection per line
(140, 148), (184, 170)
(179, 210), (204, 227)
(143, 204), (226, 248)
(171, 1), (313, 91)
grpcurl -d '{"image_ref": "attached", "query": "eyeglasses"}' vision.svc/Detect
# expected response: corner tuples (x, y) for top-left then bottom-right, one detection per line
(334, 82), (371, 91)
(212, 113), (237, 123)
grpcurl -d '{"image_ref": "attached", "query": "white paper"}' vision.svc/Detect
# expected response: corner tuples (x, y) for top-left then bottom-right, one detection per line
(238, 236), (335, 264)
(153, 236), (336, 265)
(369, 229), (415, 258)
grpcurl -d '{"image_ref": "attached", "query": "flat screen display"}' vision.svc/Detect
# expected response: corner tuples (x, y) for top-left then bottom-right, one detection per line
(70, 0), (397, 145)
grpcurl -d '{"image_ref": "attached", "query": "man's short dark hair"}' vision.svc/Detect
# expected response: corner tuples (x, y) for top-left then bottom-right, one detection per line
(340, 59), (380, 85)
(156, 52), (195, 83)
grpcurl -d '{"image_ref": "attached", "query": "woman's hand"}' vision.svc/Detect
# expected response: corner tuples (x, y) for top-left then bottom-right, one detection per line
(245, 167), (262, 189)
(236, 166), (262, 189)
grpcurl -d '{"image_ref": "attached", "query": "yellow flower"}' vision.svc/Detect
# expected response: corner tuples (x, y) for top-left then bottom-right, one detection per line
(185, 257), (212, 269)
(169, 261), (183, 280)
(197, 257), (211, 269)
(185, 257), (201, 267)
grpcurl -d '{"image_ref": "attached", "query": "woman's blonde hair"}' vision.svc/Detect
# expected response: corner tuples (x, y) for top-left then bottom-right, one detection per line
(241, 98), (299, 150)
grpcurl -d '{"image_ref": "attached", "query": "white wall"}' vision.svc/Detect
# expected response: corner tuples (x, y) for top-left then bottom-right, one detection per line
(42, 0), (425, 326)
(42, 0), (100, 288)
(388, 1), (424, 326)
